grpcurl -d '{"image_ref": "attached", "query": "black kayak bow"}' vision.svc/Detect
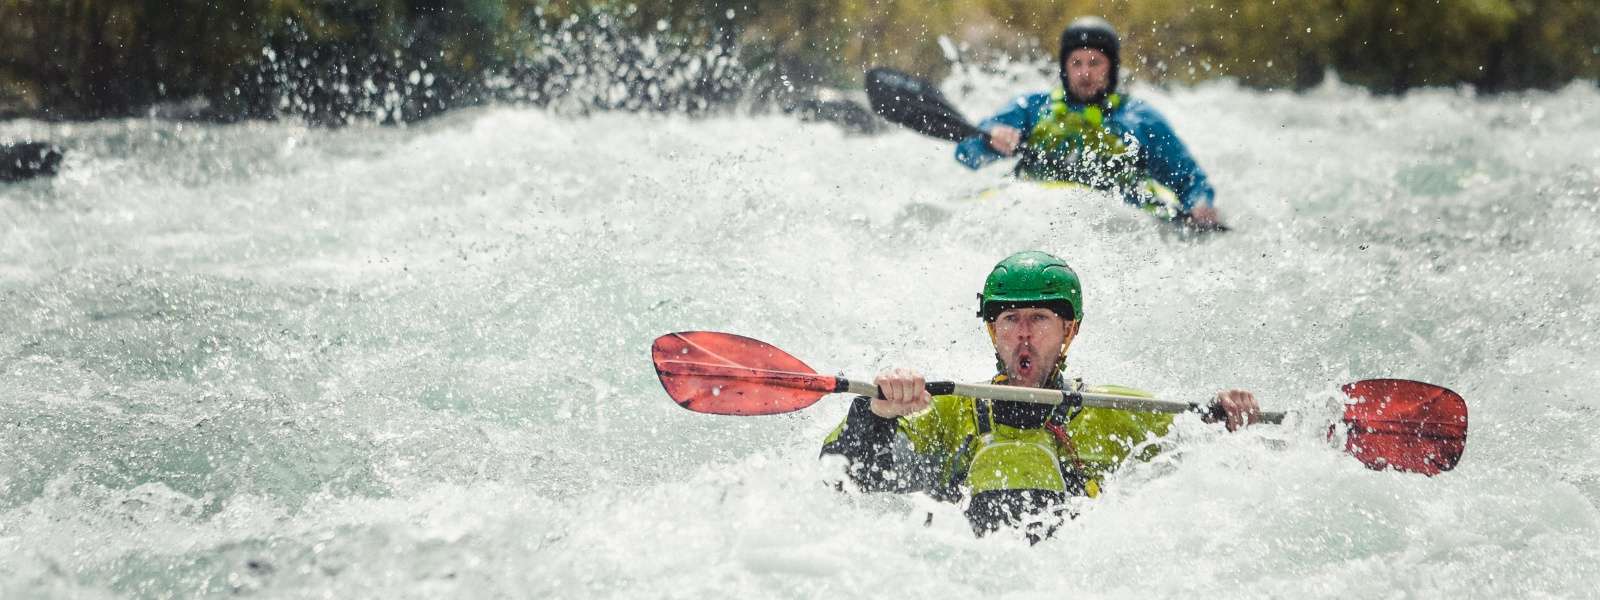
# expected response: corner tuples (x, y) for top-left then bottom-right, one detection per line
(1, 141), (64, 182)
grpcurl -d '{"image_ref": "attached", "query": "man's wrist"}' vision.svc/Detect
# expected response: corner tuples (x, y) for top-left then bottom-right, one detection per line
(853, 396), (899, 423)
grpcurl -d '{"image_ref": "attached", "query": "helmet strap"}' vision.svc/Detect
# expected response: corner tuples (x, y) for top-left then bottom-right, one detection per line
(987, 322), (1005, 374)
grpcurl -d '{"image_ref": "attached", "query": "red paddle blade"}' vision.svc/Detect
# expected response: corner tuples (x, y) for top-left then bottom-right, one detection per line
(651, 331), (840, 415)
(1339, 379), (1468, 476)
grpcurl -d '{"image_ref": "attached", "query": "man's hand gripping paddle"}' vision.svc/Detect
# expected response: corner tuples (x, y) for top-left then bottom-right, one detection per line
(651, 331), (1468, 476)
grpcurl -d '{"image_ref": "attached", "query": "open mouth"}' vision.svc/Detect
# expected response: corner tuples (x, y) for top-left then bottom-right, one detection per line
(1014, 349), (1035, 376)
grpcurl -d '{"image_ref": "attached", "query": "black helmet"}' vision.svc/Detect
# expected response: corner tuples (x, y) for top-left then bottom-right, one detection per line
(1059, 16), (1121, 101)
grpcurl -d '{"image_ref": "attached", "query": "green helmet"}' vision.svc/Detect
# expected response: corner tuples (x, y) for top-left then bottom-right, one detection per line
(977, 251), (1082, 322)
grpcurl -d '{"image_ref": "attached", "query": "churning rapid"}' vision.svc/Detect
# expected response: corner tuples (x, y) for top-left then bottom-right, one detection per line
(3, 70), (1599, 597)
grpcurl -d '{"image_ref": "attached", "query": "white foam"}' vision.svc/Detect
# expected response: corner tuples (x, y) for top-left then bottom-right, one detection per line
(3, 75), (1599, 596)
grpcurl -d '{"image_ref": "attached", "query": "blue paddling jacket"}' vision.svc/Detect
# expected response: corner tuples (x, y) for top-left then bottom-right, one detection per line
(955, 90), (1216, 212)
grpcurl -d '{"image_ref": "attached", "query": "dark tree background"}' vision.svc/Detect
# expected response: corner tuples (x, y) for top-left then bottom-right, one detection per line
(2, 0), (1596, 122)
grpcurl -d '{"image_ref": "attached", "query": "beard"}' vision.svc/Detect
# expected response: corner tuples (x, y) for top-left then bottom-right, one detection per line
(1068, 80), (1108, 103)
(1002, 342), (1058, 388)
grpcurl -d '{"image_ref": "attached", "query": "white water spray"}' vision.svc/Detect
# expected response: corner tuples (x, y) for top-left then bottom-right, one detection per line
(3, 72), (1598, 596)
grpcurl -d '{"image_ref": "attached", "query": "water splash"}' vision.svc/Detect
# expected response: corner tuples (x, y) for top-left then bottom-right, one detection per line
(3, 69), (1599, 596)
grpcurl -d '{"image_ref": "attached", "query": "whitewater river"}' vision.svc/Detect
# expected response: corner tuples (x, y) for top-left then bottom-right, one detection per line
(4, 73), (1599, 597)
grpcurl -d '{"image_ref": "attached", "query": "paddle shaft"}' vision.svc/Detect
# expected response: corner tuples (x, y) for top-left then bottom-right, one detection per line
(838, 377), (1286, 424)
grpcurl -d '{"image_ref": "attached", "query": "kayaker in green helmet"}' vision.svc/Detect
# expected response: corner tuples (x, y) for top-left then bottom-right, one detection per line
(955, 17), (1224, 228)
(822, 250), (1259, 542)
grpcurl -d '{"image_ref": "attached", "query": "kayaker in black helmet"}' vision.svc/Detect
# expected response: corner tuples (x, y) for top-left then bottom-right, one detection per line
(955, 17), (1224, 228)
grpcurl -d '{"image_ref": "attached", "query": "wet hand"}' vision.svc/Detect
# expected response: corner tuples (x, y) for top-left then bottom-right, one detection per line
(987, 126), (1022, 156)
(870, 368), (932, 418)
(1205, 389), (1261, 432)
(1187, 205), (1221, 227)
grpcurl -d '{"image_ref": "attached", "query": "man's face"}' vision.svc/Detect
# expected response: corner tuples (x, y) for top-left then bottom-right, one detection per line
(1064, 47), (1112, 102)
(991, 307), (1078, 388)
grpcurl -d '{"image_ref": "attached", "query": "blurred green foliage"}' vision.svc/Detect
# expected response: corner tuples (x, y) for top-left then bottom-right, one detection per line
(2, 0), (1597, 120)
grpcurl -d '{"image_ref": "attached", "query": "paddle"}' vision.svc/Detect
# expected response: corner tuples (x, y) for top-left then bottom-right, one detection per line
(864, 67), (987, 143)
(651, 331), (1468, 476)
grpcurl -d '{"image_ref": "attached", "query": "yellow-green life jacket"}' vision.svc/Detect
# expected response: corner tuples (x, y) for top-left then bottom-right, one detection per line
(1021, 89), (1142, 190)
(823, 380), (1173, 499)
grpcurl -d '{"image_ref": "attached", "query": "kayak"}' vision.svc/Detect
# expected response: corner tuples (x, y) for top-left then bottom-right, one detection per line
(970, 178), (1229, 235)
(1, 142), (64, 182)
